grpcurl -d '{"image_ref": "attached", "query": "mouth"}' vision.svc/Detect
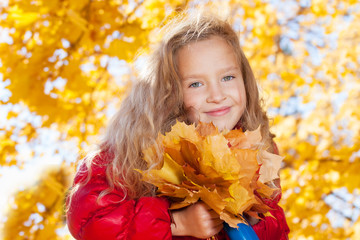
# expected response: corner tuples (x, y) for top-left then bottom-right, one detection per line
(205, 107), (231, 117)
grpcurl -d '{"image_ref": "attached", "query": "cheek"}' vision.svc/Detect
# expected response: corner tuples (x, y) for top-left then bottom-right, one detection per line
(182, 91), (202, 123)
(243, 87), (247, 105)
(235, 83), (246, 105)
(239, 89), (246, 105)
(182, 91), (200, 109)
(185, 108), (198, 123)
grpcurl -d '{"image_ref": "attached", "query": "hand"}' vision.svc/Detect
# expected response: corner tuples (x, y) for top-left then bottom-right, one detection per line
(243, 213), (260, 225)
(171, 202), (224, 238)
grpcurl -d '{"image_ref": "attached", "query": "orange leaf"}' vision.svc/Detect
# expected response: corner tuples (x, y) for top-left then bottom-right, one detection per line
(196, 121), (218, 136)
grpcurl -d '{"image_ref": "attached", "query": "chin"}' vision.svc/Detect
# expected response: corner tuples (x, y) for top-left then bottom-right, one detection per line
(213, 123), (230, 132)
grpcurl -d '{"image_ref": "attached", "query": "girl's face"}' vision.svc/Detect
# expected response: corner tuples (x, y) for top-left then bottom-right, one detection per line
(177, 36), (247, 131)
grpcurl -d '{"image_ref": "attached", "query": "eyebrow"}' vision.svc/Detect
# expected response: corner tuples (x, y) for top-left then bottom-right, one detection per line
(218, 66), (240, 74)
(182, 66), (240, 80)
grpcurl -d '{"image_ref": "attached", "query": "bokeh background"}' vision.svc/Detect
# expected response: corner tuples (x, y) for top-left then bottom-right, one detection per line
(1, 0), (360, 239)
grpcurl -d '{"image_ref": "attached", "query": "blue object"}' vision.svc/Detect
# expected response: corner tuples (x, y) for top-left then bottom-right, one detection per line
(223, 222), (259, 240)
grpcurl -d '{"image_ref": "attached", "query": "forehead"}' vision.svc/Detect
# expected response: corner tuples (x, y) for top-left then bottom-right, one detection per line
(176, 36), (240, 76)
(180, 35), (233, 52)
(176, 35), (240, 64)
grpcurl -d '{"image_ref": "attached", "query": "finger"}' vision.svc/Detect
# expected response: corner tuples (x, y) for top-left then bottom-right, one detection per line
(211, 218), (224, 227)
(195, 202), (218, 216)
(216, 218), (225, 225)
(205, 217), (224, 228)
(208, 210), (221, 219)
(197, 201), (211, 209)
(211, 222), (224, 236)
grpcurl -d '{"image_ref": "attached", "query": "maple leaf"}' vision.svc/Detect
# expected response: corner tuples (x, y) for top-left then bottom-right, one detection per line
(140, 121), (284, 227)
(257, 150), (284, 183)
(140, 153), (185, 185)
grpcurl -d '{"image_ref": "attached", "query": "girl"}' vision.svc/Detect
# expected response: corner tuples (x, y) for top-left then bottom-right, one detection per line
(66, 11), (290, 240)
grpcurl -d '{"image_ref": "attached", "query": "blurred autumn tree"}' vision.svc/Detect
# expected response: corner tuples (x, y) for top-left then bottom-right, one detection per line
(0, 0), (187, 239)
(1, 0), (359, 239)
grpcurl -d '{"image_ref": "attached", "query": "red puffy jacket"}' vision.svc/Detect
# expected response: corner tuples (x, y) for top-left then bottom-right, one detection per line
(67, 152), (289, 240)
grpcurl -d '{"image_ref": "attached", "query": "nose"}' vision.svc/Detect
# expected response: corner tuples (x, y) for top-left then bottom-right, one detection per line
(206, 82), (226, 103)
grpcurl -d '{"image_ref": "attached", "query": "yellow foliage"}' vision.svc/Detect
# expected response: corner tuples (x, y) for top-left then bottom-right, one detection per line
(2, 166), (72, 240)
(7, 5), (39, 27)
(66, 9), (88, 32)
(1, 0), (360, 238)
(0, 131), (17, 166)
(0, 0), (187, 238)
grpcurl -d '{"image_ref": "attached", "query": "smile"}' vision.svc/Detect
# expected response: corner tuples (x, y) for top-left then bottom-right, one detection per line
(205, 107), (231, 117)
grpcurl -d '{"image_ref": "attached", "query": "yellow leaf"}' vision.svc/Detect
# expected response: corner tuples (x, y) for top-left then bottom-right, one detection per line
(226, 182), (254, 214)
(258, 150), (283, 183)
(140, 153), (185, 185)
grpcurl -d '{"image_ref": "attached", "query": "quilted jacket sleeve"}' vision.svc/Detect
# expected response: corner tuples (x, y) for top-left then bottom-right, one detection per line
(66, 156), (172, 240)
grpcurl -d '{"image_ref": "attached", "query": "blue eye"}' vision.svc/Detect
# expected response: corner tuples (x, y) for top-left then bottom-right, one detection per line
(222, 76), (234, 81)
(189, 82), (203, 88)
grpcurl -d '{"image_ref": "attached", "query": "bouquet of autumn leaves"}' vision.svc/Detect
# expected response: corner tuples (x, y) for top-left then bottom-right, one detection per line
(138, 122), (284, 228)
